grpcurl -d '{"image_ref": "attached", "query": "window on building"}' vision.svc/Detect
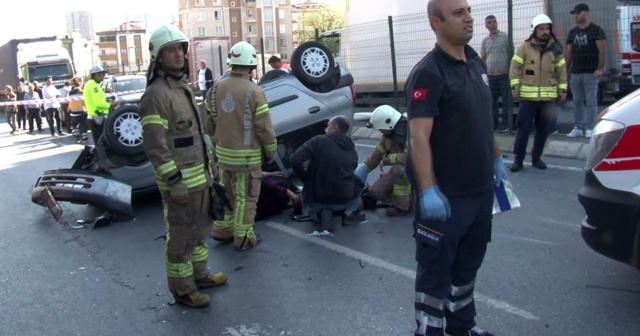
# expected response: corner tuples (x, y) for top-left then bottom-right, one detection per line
(232, 17), (237, 22)
(134, 35), (141, 41)
(99, 35), (116, 42)
(121, 48), (127, 54)
(216, 26), (223, 35)
(213, 0), (219, 3)
(279, 24), (286, 34)
(263, 0), (272, 5)
(135, 47), (141, 53)
(119, 36), (126, 43)
(263, 7), (273, 20)
(244, 0), (255, 3)
(265, 38), (274, 52)
(264, 23), (274, 36)
(281, 52), (288, 60)
(196, 0), (204, 5)
(197, 11), (205, 21)
(198, 27), (206, 36)
(246, 10), (253, 18)
(230, 1), (235, 6)
(279, 8), (286, 19)
(279, 37), (287, 47)
(214, 11), (221, 20)
(101, 49), (106, 56)
(246, 24), (253, 33)
(233, 32), (238, 37)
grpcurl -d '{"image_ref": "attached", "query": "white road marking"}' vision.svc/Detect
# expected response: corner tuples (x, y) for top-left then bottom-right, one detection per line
(535, 216), (580, 230)
(493, 233), (554, 246)
(354, 143), (585, 172)
(266, 221), (540, 321)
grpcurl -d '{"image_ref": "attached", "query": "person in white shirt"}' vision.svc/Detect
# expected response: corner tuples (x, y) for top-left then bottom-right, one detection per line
(58, 81), (73, 133)
(42, 76), (63, 137)
(198, 60), (213, 95)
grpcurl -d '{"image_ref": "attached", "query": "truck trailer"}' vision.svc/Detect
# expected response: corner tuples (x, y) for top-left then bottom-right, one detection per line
(0, 36), (57, 87)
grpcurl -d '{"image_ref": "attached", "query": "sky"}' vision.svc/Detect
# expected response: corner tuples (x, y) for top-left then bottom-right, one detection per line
(0, 0), (178, 45)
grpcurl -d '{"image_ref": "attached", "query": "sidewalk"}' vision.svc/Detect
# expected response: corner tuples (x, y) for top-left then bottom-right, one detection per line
(351, 125), (590, 161)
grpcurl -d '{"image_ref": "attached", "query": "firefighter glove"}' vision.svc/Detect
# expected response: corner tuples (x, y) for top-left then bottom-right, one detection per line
(419, 186), (451, 222)
(169, 182), (190, 204)
(494, 157), (507, 187)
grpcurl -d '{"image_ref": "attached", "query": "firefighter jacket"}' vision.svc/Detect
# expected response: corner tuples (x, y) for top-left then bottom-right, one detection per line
(83, 78), (111, 118)
(139, 71), (214, 193)
(209, 70), (277, 172)
(363, 118), (408, 171)
(510, 37), (568, 101)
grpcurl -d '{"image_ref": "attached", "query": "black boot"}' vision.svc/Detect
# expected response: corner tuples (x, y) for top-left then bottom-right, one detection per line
(510, 160), (523, 172)
(532, 158), (547, 169)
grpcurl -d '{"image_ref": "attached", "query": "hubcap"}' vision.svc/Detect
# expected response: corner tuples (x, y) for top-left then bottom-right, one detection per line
(301, 47), (329, 78)
(113, 112), (143, 147)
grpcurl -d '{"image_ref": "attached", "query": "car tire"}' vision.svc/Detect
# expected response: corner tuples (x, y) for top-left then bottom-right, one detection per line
(258, 70), (290, 85)
(291, 41), (335, 85)
(104, 104), (144, 155)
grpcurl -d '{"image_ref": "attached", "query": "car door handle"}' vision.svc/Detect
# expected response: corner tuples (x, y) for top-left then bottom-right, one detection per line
(308, 106), (321, 114)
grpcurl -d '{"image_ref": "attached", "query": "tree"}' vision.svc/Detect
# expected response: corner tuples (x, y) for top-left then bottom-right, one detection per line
(295, 8), (345, 55)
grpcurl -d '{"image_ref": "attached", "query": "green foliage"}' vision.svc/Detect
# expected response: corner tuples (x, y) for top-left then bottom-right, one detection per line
(295, 8), (345, 55)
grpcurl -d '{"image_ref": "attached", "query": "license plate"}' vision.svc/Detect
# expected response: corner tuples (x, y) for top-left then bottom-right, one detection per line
(41, 187), (63, 221)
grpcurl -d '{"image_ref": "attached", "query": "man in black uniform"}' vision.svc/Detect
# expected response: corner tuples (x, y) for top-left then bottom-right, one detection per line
(405, 1), (508, 335)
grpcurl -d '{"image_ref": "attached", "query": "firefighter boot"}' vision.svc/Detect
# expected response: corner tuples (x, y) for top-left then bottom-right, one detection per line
(195, 272), (228, 289)
(174, 291), (211, 308)
(234, 233), (262, 251)
(210, 226), (234, 243)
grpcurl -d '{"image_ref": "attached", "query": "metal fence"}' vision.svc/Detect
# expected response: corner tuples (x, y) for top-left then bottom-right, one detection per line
(320, 0), (640, 125)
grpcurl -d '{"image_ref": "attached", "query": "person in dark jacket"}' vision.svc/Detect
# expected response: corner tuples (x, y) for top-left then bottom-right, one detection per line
(291, 115), (366, 232)
(255, 171), (300, 221)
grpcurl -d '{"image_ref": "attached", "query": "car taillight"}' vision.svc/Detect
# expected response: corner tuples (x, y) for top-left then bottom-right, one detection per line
(349, 85), (356, 106)
(585, 120), (625, 170)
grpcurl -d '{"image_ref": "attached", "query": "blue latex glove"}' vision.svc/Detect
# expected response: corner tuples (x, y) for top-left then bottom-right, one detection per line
(419, 186), (451, 221)
(494, 157), (507, 187)
(354, 163), (369, 183)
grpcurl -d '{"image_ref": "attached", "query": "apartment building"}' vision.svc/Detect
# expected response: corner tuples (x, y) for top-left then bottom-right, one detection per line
(178, 0), (294, 77)
(96, 22), (149, 76)
(66, 11), (96, 41)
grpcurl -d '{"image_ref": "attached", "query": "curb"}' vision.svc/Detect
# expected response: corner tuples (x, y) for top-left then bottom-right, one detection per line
(351, 126), (589, 161)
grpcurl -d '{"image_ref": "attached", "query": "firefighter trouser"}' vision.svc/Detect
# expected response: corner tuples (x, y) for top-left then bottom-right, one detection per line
(213, 168), (262, 240)
(163, 188), (211, 297)
(413, 189), (493, 336)
(368, 164), (412, 210)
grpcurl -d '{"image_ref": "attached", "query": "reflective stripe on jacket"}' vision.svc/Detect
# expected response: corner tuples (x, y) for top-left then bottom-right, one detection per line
(211, 70), (277, 172)
(509, 37), (568, 101)
(139, 71), (214, 192)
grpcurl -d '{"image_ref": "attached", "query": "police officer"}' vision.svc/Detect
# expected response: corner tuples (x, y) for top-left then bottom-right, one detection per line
(406, 1), (507, 335)
(208, 41), (278, 251)
(83, 65), (112, 144)
(355, 105), (412, 216)
(509, 14), (568, 172)
(139, 24), (227, 308)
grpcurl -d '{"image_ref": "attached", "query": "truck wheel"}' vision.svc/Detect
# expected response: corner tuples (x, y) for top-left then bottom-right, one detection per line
(104, 105), (145, 155)
(291, 41), (335, 85)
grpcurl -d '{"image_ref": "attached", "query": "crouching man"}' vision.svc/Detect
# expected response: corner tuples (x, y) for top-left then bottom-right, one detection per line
(355, 105), (412, 216)
(291, 115), (366, 232)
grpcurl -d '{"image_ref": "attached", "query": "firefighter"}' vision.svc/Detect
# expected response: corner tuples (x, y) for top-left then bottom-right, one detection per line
(83, 65), (112, 144)
(509, 14), (568, 172)
(208, 41), (278, 251)
(139, 24), (227, 308)
(355, 105), (412, 216)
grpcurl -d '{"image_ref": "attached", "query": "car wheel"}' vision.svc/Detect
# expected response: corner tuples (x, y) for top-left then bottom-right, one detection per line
(291, 41), (335, 85)
(104, 104), (144, 155)
(258, 70), (290, 85)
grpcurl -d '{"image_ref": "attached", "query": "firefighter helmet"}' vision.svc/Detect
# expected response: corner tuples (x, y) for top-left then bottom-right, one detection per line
(531, 14), (552, 32)
(149, 24), (189, 61)
(228, 41), (258, 67)
(367, 105), (402, 131)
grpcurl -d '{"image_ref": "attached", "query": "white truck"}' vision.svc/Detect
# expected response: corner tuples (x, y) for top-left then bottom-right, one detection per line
(17, 40), (75, 88)
(322, 0), (640, 106)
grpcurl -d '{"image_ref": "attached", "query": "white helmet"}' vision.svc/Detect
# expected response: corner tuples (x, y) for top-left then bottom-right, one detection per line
(531, 14), (552, 32)
(228, 41), (257, 67)
(367, 105), (402, 131)
(90, 65), (105, 74)
(149, 24), (189, 61)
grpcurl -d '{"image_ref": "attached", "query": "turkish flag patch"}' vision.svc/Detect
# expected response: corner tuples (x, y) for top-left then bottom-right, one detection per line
(411, 88), (427, 101)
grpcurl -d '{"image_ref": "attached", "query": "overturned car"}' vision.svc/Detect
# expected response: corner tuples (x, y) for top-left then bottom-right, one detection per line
(31, 42), (355, 219)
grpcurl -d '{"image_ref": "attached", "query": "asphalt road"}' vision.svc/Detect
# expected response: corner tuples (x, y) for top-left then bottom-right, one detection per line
(1, 131), (639, 336)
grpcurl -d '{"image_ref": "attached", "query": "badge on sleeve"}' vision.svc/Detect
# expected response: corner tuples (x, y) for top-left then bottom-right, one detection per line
(411, 88), (427, 101)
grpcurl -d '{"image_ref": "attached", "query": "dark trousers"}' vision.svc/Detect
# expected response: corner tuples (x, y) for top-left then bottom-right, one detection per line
(71, 112), (88, 137)
(27, 108), (42, 132)
(413, 190), (493, 336)
(489, 74), (512, 129)
(45, 107), (62, 135)
(87, 118), (104, 144)
(17, 108), (26, 129)
(513, 100), (554, 162)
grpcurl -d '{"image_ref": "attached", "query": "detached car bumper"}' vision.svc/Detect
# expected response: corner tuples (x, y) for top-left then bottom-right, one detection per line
(31, 169), (135, 219)
(578, 171), (640, 268)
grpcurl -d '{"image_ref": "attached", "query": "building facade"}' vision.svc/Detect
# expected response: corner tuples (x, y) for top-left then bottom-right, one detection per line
(95, 22), (149, 76)
(66, 11), (96, 41)
(178, 0), (294, 77)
